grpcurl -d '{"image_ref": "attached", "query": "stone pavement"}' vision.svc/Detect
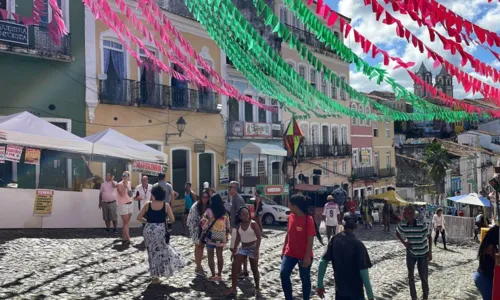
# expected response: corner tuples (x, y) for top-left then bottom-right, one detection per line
(0, 224), (482, 300)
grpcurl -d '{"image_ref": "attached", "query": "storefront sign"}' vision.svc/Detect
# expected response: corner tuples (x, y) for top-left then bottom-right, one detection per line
(245, 122), (272, 137)
(0, 146), (4, 163)
(5, 144), (23, 162)
(0, 21), (28, 45)
(24, 148), (41, 165)
(256, 184), (289, 196)
(33, 189), (54, 216)
(132, 161), (166, 176)
(229, 121), (244, 137)
(219, 164), (229, 184)
(194, 142), (205, 153)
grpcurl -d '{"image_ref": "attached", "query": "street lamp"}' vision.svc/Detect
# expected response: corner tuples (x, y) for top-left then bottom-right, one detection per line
(165, 116), (187, 145)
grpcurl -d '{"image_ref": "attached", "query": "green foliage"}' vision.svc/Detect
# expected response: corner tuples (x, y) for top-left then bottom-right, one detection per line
(424, 142), (450, 186)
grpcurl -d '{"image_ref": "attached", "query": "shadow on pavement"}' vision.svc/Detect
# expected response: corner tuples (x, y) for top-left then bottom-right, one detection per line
(139, 283), (190, 299)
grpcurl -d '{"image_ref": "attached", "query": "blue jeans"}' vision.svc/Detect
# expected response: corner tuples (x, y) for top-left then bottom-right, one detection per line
(474, 272), (493, 300)
(280, 255), (311, 300)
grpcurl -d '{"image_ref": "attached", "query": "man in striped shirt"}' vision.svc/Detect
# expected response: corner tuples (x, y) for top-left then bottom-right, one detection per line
(396, 206), (432, 300)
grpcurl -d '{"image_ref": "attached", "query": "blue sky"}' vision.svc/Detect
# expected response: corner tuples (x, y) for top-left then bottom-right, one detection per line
(323, 0), (500, 99)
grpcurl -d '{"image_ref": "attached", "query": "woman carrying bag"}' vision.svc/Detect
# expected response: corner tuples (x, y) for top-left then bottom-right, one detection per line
(137, 185), (185, 284)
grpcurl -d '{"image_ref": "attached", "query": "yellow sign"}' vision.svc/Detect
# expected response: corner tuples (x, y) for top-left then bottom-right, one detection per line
(33, 189), (54, 216)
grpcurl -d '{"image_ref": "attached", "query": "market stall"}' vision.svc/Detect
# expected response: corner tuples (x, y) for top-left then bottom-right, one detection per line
(368, 190), (409, 206)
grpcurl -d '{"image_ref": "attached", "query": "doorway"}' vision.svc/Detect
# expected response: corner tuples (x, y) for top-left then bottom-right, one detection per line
(198, 153), (214, 194)
(172, 149), (189, 199)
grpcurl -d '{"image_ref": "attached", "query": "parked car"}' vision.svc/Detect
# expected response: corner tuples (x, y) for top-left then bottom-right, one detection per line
(223, 194), (290, 225)
(354, 208), (380, 224)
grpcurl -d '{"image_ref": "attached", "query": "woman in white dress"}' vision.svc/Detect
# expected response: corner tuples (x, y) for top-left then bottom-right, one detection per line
(137, 184), (186, 283)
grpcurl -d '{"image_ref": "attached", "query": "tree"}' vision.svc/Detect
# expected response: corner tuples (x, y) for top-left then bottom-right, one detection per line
(424, 141), (450, 203)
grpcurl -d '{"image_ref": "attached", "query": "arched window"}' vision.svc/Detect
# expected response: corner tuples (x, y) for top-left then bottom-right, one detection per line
(358, 105), (364, 126)
(332, 125), (339, 145)
(340, 76), (347, 100)
(300, 123), (309, 144)
(351, 103), (357, 126)
(311, 124), (320, 145)
(299, 65), (307, 80)
(365, 106), (371, 126)
(341, 126), (348, 145)
(331, 78), (337, 99)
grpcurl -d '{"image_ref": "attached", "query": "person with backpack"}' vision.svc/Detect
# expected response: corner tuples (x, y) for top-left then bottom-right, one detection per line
(200, 194), (231, 282)
(280, 194), (323, 300)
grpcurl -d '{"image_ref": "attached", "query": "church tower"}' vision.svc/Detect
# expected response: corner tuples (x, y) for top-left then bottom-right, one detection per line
(435, 67), (453, 97)
(414, 63), (433, 98)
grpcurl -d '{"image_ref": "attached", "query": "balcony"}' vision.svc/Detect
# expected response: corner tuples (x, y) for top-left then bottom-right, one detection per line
(0, 20), (72, 61)
(98, 78), (220, 113)
(298, 144), (352, 158)
(353, 166), (377, 180)
(240, 174), (287, 187)
(377, 168), (396, 178)
(284, 24), (338, 58)
(227, 121), (283, 139)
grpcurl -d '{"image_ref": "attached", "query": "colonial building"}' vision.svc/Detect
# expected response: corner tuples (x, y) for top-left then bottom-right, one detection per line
(0, 0), (86, 189)
(84, 0), (226, 209)
(279, 2), (352, 196)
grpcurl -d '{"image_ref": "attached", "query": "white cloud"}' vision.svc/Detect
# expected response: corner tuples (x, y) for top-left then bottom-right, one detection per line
(338, 0), (500, 100)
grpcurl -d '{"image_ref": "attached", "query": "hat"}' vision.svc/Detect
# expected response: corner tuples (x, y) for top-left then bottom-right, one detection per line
(327, 195), (334, 200)
(203, 182), (209, 189)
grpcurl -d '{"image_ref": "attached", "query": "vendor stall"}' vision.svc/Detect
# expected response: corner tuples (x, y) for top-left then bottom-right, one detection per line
(368, 190), (409, 206)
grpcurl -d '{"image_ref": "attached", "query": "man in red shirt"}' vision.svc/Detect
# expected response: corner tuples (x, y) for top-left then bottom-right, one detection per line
(345, 197), (357, 215)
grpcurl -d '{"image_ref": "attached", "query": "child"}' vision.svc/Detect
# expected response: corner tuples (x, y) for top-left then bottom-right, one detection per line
(227, 206), (262, 297)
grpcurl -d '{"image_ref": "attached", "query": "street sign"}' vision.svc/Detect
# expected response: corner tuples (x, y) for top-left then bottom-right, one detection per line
(0, 21), (28, 45)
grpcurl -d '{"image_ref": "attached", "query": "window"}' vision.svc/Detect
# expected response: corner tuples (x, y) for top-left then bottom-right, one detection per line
(258, 97), (266, 123)
(340, 76), (347, 100)
(0, 0), (6, 10)
(311, 124), (320, 144)
(365, 106), (371, 126)
(358, 105), (364, 126)
(146, 144), (161, 151)
(321, 72), (327, 95)
(243, 161), (252, 176)
(333, 160), (338, 174)
(373, 121), (379, 137)
(258, 161), (266, 176)
(385, 121), (391, 137)
(271, 99), (279, 124)
(287, 62), (294, 70)
(332, 126), (339, 145)
(245, 100), (253, 122)
(334, 31), (340, 41)
(310, 69), (317, 89)
(300, 123), (309, 144)
(350, 103), (357, 126)
(374, 152), (379, 170)
(342, 160), (347, 175)
(279, 7), (288, 23)
(40, 0), (63, 24)
(299, 65), (306, 79)
(324, 162), (329, 177)
(386, 152), (391, 168)
(331, 79), (337, 99)
(352, 149), (358, 167)
(291, 14), (301, 28)
(341, 126), (348, 145)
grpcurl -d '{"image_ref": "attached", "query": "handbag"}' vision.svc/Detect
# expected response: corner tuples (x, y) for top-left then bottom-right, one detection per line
(199, 218), (218, 244)
(163, 202), (171, 244)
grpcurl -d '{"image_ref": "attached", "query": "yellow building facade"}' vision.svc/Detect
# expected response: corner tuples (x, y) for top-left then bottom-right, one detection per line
(372, 118), (396, 195)
(84, 2), (226, 211)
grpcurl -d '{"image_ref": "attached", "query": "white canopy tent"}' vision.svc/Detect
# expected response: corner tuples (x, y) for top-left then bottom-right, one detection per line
(240, 142), (287, 157)
(85, 129), (168, 164)
(0, 112), (93, 154)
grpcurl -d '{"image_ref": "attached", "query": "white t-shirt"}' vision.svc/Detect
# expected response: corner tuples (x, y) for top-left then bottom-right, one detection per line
(323, 202), (340, 226)
(135, 183), (152, 201)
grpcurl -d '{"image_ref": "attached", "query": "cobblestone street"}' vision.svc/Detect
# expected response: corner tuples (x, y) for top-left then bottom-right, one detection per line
(0, 225), (481, 300)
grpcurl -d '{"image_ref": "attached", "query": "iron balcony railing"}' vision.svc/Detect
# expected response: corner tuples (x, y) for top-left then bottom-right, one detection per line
(240, 174), (287, 187)
(226, 120), (283, 138)
(284, 24), (338, 57)
(353, 166), (377, 180)
(0, 20), (71, 57)
(298, 144), (352, 158)
(377, 167), (396, 178)
(98, 78), (220, 112)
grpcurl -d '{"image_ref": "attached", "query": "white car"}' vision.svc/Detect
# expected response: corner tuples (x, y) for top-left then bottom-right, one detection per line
(224, 194), (290, 225)
(355, 208), (380, 224)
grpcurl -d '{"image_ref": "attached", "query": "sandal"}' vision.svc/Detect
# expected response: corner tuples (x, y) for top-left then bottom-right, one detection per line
(255, 288), (262, 297)
(208, 275), (222, 282)
(225, 289), (237, 297)
(238, 272), (249, 279)
(195, 269), (206, 277)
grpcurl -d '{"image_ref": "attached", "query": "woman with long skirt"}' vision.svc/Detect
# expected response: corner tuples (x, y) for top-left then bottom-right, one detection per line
(137, 184), (186, 284)
(187, 189), (211, 276)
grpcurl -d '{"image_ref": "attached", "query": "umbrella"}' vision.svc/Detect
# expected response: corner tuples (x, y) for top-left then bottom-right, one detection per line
(448, 193), (488, 207)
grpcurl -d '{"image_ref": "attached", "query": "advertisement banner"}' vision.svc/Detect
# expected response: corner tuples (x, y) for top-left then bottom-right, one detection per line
(0, 146), (5, 163)
(219, 164), (229, 184)
(132, 161), (166, 176)
(256, 184), (288, 196)
(24, 148), (41, 165)
(245, 122), (272, 137)
(5, 144), (23, 162)
(33, 189), (55, 216)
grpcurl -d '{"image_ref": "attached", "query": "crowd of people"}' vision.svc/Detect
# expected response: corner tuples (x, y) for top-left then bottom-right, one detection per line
(97, 174), (499, 300)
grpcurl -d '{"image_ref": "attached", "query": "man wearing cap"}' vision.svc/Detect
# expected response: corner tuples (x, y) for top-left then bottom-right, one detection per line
(316, 213), (375, 300)
(322, 195), (342, 241)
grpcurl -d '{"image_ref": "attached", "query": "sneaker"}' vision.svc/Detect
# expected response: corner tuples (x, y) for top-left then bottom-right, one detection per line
(113, 228), (118, 234)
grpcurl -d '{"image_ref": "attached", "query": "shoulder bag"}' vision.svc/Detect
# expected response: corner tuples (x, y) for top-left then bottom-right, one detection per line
(199, 218), (218, 244)
(163, 202), (172, 244)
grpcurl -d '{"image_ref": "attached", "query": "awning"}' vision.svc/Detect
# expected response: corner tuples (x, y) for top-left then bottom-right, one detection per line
(85, 129), (168, 164)
(0, 112), (93, 154)
(294, 184), (324, 192)
(448, 193), (490, 207)
(240, 142), (287, 157)
(369, 190), (409, 206)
